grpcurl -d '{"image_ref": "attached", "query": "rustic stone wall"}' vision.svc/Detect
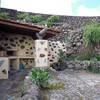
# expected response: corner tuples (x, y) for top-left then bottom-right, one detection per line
(0, 32), (35, 68)
(1, 8), (100, 24)
(66, 61), (90, 70)
(0, 32), (67, 66)
(66, 60), (100, 70)
(0, 32), (35, 56)
(49, 29), (84, 54)
(48, 41), (66, 64)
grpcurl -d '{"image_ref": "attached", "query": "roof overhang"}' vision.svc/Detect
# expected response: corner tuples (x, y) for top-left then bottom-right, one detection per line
(0, 19), (60, 39)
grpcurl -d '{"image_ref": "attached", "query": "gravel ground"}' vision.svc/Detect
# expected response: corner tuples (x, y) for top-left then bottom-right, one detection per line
(46, 69), (100, 100)
(0, 69), (100, 100)
(0, 69), (31, 100)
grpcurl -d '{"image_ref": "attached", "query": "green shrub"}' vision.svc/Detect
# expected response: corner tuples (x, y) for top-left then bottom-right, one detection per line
(82, 22), (100, 59)
(87, 66), (100, 74)
(17, 12), (31, 22)
(29, 68), (51, 88)
(95, 55), (100, 61)
(51, 50), (67, 71)
(40, 21), (53, 27)
(83, 22), (100, 47)
(31, 15), (43, 23)
(46, 16), (59, 27)
(24, 16), (32, 22)
(0, 12), (9, 19)
(86, 58), (100, 74)
(17, 14), (59, 27)
(17, 14), (44, 23)
(17, 13), (29, 19)
(58, 49), (67, 62)
(46, 21), (53, 27)
(47, 16), (59, 23)
(75, 51), (94, 60)
(65, 54), (76, 61)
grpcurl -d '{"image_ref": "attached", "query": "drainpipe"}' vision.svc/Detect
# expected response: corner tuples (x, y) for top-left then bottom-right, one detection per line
(36, 26), (48, 39)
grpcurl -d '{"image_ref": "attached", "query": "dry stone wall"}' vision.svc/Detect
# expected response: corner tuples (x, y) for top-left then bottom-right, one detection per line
(48, 41), (66, 64)
(48, 16), (100, 55)
(49, 29), (84, 54)
(1, 8), (100, 26)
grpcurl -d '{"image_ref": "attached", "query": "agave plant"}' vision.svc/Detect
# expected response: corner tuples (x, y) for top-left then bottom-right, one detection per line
(29, 68), (51, 88)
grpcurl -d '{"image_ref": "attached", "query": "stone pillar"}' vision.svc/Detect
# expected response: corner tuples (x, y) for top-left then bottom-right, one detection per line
(0, 57), (8, 79)
(35, 40), (49, 68)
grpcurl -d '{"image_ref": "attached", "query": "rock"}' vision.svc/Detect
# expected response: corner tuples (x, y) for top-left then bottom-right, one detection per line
(51, 62), (67, 71)
(76, 42), (81, 46)
(65, 61), (90, 70)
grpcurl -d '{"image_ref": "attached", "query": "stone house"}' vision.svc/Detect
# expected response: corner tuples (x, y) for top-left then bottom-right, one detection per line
(0, 18), (61, 79)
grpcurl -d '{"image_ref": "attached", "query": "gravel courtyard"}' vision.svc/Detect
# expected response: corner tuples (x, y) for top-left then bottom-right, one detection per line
(0, 69), (100, 100)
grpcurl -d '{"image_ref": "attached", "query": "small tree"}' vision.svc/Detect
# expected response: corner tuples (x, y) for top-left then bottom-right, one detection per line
(58, 49), (67, 62)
